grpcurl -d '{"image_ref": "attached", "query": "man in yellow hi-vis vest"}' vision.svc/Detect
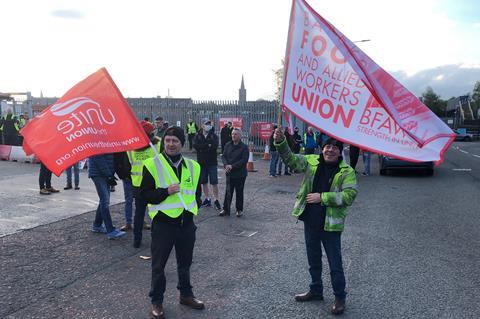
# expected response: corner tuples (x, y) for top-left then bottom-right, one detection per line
(140, 126), (204, 319)
(185, 119), (198, 151)
(114, 121), (162, 248)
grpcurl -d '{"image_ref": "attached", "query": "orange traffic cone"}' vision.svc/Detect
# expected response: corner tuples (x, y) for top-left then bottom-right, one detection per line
(247, 143), (257, 172)
(262, 144), (270, 160)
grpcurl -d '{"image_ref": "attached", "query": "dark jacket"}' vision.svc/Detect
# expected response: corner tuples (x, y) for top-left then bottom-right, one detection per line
(269, 133), (277, 152)
(140, 156), (202, 226)
(88, 154), (114, 178)
(220, 125), (232, 146)
(2, 114), (19, 136)
(193, 129), (219, 166)
(221, 141), (249, 178)
(292, 132), (302, 153)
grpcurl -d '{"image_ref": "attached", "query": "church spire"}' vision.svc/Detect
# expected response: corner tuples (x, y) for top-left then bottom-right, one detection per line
(239, 74), (246, 103)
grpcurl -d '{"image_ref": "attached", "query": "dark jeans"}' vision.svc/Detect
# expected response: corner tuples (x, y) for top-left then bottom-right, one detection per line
(150, 218), (196, 305)
(66, 163), (80, 187)
(269, 151), (279, 176)
(349, 146), (360, 170)
(304, 223), (346, 300)
(91, 176), (115, 233)
(39, 163), (52, 189)
(222, 175), (246, 213)
(123, 179), (134, 224)
(133, 193), (147, 242)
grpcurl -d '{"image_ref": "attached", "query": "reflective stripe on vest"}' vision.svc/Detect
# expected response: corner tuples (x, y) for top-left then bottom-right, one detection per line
(128, 143), (161, 187)
(144, 154), (200, 220)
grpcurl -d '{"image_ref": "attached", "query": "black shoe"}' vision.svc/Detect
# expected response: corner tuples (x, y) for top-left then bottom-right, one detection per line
(74, 186), (80, 190)
(64, 185), (72, 190)
(236, 210), (243, 217)
(219, 210), (230, 217)
(285, 172), (291, 176)
(133, 240), (141, 248)
(180, 296), (205, 310)
(294, 291), (324, 302)
(150, 304), (165, 319)
(214, 200), (222, 210)
(331, 298), (346, 315)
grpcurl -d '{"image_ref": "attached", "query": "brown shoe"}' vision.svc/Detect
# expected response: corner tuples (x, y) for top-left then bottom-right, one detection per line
(294, 291), (324, 302)
(46, 187), (60, 193)
(179, 296), (205, 310)
(120, 224), (132, 231)
(331, 298), (346, 315)
(39, 188), (51, 195)
(150, 304), (165, 319)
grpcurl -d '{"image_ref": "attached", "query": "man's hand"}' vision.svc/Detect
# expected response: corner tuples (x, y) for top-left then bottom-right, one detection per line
(306, 192), (322, 203)
(224, 164), (233, 173)
(273, 127), (285, 143)
(167, 183), (180, 195)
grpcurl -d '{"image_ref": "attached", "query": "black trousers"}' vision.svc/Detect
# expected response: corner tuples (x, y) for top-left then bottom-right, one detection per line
(150, 218), (196, 305)
(133, 195), (147, 242)
(222, 176), (246, 213)
(349, 146), (360, 170)
(188, 134), (195, 150)
(39, 163), (52, 189)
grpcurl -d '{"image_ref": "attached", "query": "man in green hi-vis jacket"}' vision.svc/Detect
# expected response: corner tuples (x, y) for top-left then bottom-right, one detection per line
(273, 127), (358, 316)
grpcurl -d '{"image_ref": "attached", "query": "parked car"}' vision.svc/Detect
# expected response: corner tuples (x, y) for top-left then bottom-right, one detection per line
(379, 155), (434, 176)
(453, 129), (473, 142)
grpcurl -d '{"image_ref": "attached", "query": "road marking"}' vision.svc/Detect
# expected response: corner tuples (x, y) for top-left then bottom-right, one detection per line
(459, 150), (469, 154)
(473, 154), (480, 158)
(452, 168), (472, 171)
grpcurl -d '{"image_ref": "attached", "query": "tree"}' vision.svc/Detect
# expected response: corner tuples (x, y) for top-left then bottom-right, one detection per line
(421, 86), (446, 117)
(274, 59), (285, 102)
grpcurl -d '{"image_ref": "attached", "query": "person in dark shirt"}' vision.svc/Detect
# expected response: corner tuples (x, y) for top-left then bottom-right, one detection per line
(140, 126), (205, 319)
(219, 128), (249, 217)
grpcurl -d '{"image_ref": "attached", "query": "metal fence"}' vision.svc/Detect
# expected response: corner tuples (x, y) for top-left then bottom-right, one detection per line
(127, 98), (287, 152)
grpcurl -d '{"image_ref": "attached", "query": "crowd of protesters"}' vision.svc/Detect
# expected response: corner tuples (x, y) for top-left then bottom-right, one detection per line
(11, 114), (373, 317)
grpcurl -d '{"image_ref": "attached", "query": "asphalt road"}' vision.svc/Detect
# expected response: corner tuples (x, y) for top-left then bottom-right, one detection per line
(0, 146), (479, 319)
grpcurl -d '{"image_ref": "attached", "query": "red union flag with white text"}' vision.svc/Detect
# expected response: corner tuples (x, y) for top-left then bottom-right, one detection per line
(21, 68), (149, 176)
(282, 0), (455, 163)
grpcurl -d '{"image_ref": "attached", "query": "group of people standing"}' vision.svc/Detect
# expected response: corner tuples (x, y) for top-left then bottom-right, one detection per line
(0, 109), (28, 146)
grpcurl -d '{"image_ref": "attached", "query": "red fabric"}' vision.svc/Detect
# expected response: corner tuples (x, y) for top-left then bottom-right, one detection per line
(141, 120), (155, 135)
(20, 68), (149, 176)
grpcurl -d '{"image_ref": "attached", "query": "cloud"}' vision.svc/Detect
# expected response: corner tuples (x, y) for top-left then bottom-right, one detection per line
(50, 9), (84, 19)
(391, 65), (480, 99)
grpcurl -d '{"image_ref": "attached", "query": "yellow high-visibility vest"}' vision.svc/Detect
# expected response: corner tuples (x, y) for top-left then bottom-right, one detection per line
(127, 142), (161, 187)
(186, 122), (197, 134)
(143, 153), (200, 219)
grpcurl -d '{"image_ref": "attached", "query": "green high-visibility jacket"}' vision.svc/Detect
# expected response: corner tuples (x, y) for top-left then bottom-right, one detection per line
(186, 122), (197, 134)
(127, 141), (161, 187)
(274, 138), (358, 232)
(143, 153), (200, 220)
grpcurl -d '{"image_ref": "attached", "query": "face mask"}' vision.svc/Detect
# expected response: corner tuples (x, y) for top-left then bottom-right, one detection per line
(204, 125), (212, 132)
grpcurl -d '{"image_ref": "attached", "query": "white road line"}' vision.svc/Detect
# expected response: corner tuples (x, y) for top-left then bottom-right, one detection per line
(473, 154), (480, 158)
(459, 150), (469, 154)
(452, 168), (472, 171)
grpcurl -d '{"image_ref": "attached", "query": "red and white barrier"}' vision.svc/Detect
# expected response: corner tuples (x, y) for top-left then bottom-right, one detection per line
(0, 144), (39, 163)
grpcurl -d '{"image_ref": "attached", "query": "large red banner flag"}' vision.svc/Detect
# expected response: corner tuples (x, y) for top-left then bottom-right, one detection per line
(21, 68), (149, 176)
(282, 0), (455, 164)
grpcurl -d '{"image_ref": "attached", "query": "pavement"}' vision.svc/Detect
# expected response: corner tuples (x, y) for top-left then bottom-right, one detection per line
(0, 149), (479, 319)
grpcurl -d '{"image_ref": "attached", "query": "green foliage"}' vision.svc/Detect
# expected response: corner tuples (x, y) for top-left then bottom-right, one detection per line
(421, 87), (446, 116)
(274, 60), (285, 102)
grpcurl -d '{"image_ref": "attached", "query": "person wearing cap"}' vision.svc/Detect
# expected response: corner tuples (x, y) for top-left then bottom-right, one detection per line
(193, 119), (221, 210)
(114, 120), (161, 247)
(140, 126), (204, 319)
(185, 119), (198, 151)
(273, 127), (358, 316)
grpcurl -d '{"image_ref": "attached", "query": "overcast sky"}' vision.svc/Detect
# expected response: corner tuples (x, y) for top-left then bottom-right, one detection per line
(1, 0), (479, 100)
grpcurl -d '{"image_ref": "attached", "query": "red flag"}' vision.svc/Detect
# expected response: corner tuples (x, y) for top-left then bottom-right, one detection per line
(281, 0), (455, 164)
(20, 68), (149, 176)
